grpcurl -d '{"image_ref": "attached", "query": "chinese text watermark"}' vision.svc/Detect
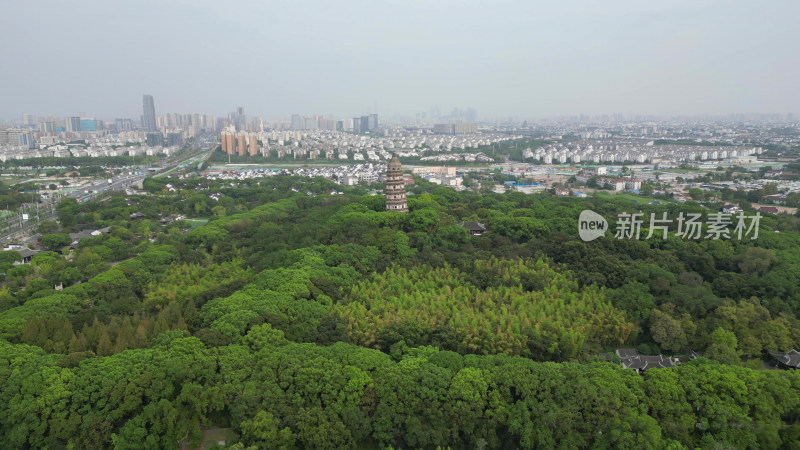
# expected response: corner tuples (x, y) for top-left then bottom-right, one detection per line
(579, 210), (761, 242)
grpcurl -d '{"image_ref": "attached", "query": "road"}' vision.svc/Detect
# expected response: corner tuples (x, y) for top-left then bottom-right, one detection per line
(155, 152), (211, 178)
(0, 139), (212, 244)
(0, 174), (146, 243)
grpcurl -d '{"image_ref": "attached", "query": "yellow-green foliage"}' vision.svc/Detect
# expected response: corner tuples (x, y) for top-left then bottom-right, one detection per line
(336, 257), (634, 359)
(144, 259), (252, 309)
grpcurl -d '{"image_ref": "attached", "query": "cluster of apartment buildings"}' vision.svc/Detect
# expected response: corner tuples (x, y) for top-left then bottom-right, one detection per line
(291, 114), (379, 133)
(524, 142), (763, 165)
(411, 166), (463, 187)
(2, 112), (213, 153)
(222, 128), (518, 161)
(199, 162), (471, 192)
(573, 167), (641, 191)
(220, 127), (260, 157)
(201, 163), (386, 187)
(531, 117), (796, 146)
(419, 152), (494, 163)
(1, 96), (226, 160)
(0, 142), (181, 163)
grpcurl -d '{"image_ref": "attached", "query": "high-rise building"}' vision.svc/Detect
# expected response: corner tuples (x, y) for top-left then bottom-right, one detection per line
(291, 114), (303, 130)
(248, 133), (258, 156)
(146, 132), (163, 147)
(220, 127), (258, 157)
(251, 117), (263, 133)
(166, 132), (183, 147)
(320, 118), (336, 130)
(80, 118), (97, 131)
(221, 127), (236, 154)
(143, 95), (157, 132)
(231, 107), (247, 131)
(216, 117), (227, 131)
(5, 129), (36, 149)
(205, 114), (216, 131)
(66, 116), (81, 132)
(360, 116), (370, 133)
(220, 130), (229, 153)
(115, 118), (134, 132)
(369, 114), (378, 130)
(236, 131), (247, 156)
(39, 120), (56, 134)
(21, 131), (36, 149)
(385, 154), (408, 213)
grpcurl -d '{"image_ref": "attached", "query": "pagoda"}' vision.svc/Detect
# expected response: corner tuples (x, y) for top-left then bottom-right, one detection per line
(385, 153), (408, 213)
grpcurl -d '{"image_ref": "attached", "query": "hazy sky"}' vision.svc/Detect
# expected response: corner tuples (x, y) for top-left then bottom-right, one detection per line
(1, 0), (798, 121)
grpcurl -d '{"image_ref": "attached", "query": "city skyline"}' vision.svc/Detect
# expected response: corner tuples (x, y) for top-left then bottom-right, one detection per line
(2, 104), (797, 127)
(1, 1), (798, 120)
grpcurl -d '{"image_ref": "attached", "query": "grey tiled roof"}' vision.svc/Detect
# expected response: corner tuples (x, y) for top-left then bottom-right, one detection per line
(459, 221), (486, 231)
(772, 350), (800, 368)
(621, 355), (680, 371)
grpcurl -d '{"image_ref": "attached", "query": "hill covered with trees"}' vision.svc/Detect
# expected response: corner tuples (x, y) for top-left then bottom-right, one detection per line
(2, 175), (800, 448)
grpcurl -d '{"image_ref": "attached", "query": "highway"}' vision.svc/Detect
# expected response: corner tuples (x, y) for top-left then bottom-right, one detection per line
(0, 138), (214, 244)
(0, 173), (147, 243)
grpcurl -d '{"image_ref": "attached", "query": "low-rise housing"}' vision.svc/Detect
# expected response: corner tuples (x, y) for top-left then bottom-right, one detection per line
(624, 178), (642, 190)
(764, 194), (787, 205)
(599, 178), (625, 191)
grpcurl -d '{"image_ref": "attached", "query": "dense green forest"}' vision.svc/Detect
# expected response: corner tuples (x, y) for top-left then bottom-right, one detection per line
(2, 174), (800, 448)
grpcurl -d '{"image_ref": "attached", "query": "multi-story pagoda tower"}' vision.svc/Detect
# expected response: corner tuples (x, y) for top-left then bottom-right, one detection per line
(385, 153), (408, 213)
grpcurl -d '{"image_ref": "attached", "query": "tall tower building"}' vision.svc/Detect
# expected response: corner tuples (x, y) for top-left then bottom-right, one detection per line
(221, 127), (236, 154)
(385, 153), (408, 213)
(146, 132), (163, 147)
(236, 131), (247, 156)
(291, 114), (303, 130)
(220, 130), (229, 153)
(39, 120), (56, 134)
(231, 107), (247, 131)
(66, 116), (81, 132)
(143, 95), (157, 132)
(251, 117), (263, 133)
(248, 133), (258, 156)
(80, 118), (97, 131)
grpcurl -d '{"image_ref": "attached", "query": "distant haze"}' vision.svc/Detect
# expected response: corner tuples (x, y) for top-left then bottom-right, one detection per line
(1, 0), (798, 120)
